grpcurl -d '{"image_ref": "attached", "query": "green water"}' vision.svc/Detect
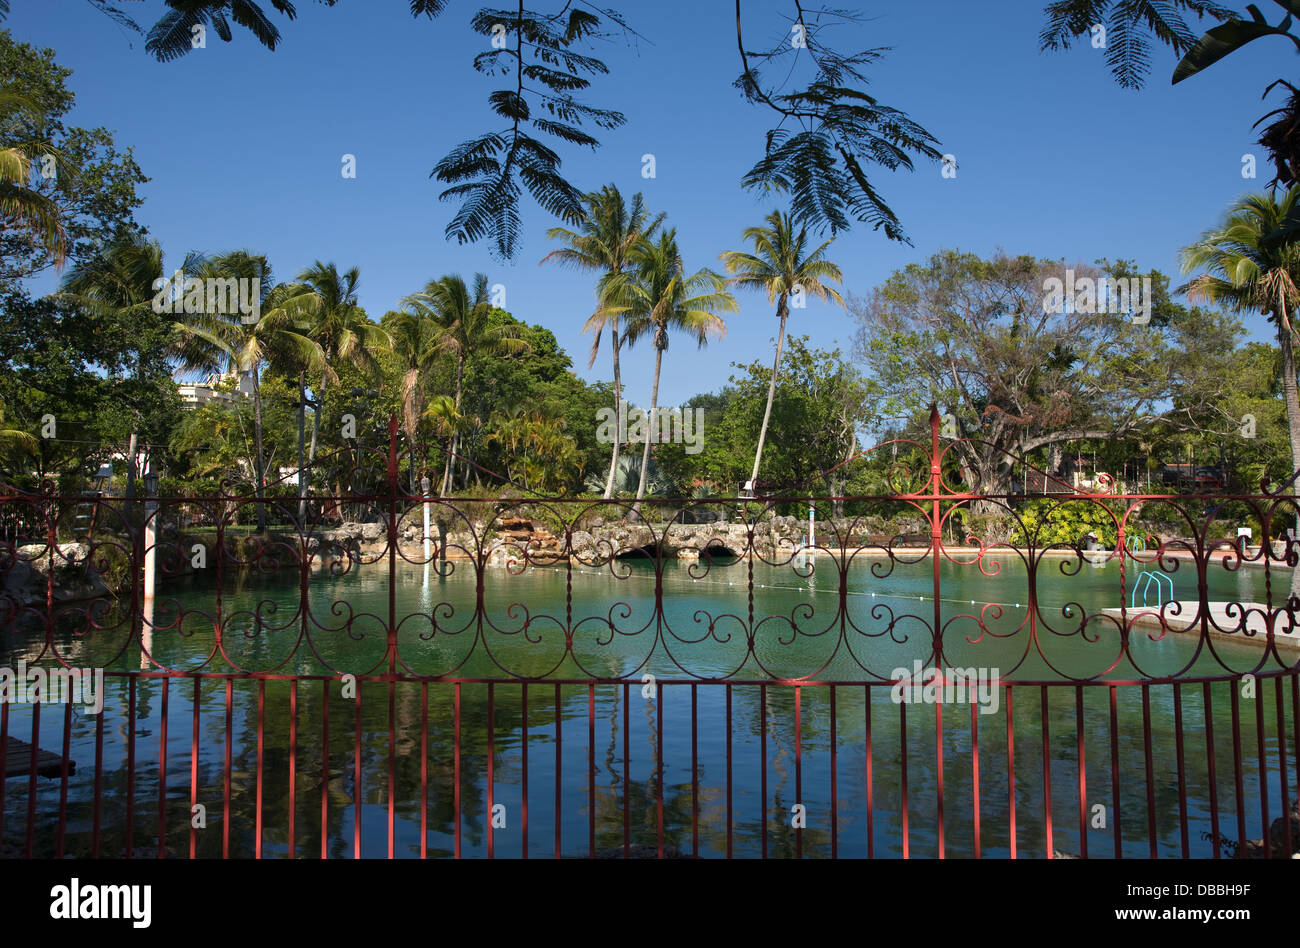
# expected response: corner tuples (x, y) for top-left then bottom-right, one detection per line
(2, 553), (1296, 858)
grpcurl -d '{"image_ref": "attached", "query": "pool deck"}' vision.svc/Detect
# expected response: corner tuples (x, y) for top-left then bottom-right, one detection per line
(1100, 603), (1300, 652)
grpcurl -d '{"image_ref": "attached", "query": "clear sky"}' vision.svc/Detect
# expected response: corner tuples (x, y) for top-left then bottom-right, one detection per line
(10, 0), (1297, 408)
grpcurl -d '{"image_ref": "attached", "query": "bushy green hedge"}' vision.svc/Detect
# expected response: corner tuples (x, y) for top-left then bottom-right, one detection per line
(1010, 499), (1118, 548)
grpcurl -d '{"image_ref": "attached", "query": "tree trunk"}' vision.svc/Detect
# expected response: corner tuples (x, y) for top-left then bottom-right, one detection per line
(252, 367), (267, 533)
(308, 376), (324, 478)
(441, 355), (465, 496)
(749, 295), (789, 491)
(630, 338), (664, 521)
(603, 320), (622, 499)
(123, 430), (139, 522)
(1275, 313), (1300, 601)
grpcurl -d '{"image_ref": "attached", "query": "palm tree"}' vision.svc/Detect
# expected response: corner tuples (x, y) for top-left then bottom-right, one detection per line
(385, 307), (442, 491)
(612, 230), (736, 515)
(401, 273), (529, 494)
(0, 89), (67, 272)
(278, 262), (389, 514)
(56, 231), (178, 510)
(1181, 185), (1300, 599)
(0, 394), (37, 465)
(720, 211), (843, 494)
(541, 185), (663, 498)
(171, 252), (325, 532)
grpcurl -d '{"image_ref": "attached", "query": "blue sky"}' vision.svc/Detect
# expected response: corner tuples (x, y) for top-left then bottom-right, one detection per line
(10, 0), (1297, 408)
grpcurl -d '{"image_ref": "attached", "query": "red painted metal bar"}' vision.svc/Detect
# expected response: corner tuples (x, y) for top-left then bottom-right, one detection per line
(1275, 677), (1292, 856)
(971, 698), (981, 859)
(454, 681), (461, 858)
(1254, 685), (1270, 859)
(25, 700), (38, 857)
(420, 681), (428, 860)
(795, 684), (802, 859)
(92, 699), (103, 858)
(655, 679), (664, 859)
(126, 676), (136, 853)
(1006, 686), (1016, 860)
(1173, 682), (1189, 857)
(622, 681), (629, 859)
(555, 682), (562, 859)
(1230, 681), (1247, 855)
(829, 685), (838, 860)
(319, 677), (328, 860)
(1141, 683), (1156, 857)
(865, 685), (873, 858)
(289, 679), (297, 859)
(514, 681), (520, 858)
(935, 693), (944, 859)
(255, 678), (263, 858)
(55, 700), (71, 858)
(1075, 686), (1085, 860)
(1203, 681), (1220, 858)
(388, 679), (396, 859)
(900, 699), (909, 859)
(726, 684), (733, 859)
(760, 682), (767, 859)
(158, 676), (170, 859)
(587, 683), (595, 859)
(1109, 685), (1121, 858)
(225, 678), (233, 859)
(522, 681), (529, 859)
(691, 683), (698, 858)
(1040, 686), (1052, 858)
(190, 678), (200, 859)
(353, 679), (362, 859)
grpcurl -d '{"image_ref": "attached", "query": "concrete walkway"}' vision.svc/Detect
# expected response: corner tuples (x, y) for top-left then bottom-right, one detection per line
(1101, 602), (1300, 652)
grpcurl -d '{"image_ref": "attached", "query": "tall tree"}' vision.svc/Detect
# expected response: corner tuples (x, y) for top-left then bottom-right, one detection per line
(55, 230), (177, 508)
(400, 273), (528, 493)
(171, 252), (324, 531)
(278, 262), (388, 514)
(0, 29), (147, 287)
(721, 210), (843, 493)
(383, 305), (442, 491)
(1181, 186), (1300, 596)
(851, 250), (1242, 510)
(540, 184), (662, 498)
(612, 230), (736, 514)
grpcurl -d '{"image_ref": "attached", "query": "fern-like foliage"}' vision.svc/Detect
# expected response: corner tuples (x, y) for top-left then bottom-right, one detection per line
(144, 0), (447, 61)
(1039, 0), (1235, 88)
(734, 2), (941, 244)
(432, 5), (629, 261)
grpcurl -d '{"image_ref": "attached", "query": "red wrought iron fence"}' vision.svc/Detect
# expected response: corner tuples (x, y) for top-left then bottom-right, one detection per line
(0, 411), (1297, 859)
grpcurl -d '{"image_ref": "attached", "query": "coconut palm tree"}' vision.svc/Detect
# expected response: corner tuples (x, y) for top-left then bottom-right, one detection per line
(541, 185), (663, 498)
(720, 210), (843, 494)
(170, 252), (325, 532)
(1181, 185), (1300, 598)
(0, 89), (67, 272)
(611, 230), (736, 516)
(385, 306), (442, 491)
(277, 262), (389, 514)
(401, 273), (529, 494)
